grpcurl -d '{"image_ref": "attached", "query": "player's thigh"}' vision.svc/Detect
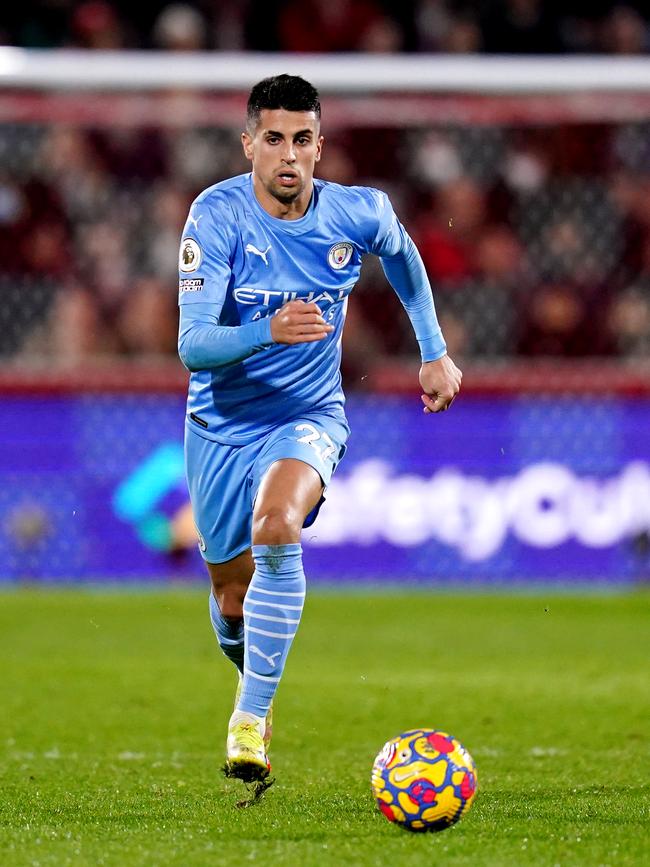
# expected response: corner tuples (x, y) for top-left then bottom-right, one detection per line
(254, 458), (324, 526)
(251, 414), (349, 527)
(184, 425), (254, 565)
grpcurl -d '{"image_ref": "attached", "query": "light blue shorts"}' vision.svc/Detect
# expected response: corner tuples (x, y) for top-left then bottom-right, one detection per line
(185, 413), (349, 564)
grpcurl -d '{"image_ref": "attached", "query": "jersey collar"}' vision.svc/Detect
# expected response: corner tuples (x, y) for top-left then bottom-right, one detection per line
(248, 174), (319, 235)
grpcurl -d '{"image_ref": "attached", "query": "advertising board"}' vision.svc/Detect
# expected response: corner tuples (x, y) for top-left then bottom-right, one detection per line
(1, 394), (648, 583)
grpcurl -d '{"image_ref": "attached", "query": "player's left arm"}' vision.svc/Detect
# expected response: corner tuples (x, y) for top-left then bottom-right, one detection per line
(371, 198), (462, 413)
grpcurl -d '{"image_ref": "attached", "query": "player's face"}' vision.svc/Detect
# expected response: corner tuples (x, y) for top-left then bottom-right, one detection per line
(242, 109), (323, 215)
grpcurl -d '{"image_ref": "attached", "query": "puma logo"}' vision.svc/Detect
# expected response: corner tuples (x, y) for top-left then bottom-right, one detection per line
(188, 210), (202, 231)
(250, 645), (282, 668)
(245, 243), (271, 265)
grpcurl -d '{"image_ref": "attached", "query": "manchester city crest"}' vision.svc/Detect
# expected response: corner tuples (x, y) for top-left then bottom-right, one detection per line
(328, 242), (353, 270)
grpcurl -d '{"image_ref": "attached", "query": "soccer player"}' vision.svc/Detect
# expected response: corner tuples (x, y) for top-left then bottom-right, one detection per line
(177, 74), (461, 785)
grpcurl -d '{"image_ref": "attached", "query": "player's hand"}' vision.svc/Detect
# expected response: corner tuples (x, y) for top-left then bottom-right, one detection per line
(419, 355), (462, 414)
(270, 300), (334, 344)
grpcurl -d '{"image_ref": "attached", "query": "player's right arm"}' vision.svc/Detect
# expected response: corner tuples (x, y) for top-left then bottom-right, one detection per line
(178, 300), (334, 371)
(177, 198), (332, 372)
(269, 301), (334, 345)
(178, 302), (272, 371)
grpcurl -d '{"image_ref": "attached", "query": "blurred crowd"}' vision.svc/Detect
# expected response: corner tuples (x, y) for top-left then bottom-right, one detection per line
(2, 3), (650, 374)
(1, 115), (650, 370)
(3, 1), (650, 55)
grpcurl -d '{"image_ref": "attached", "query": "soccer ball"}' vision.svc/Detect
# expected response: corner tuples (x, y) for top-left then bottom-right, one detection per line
(371, 728), (477, 832)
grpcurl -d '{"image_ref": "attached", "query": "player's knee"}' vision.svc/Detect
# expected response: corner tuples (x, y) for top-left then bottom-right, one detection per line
(252, 505), (301, 545)
(211, 583), (247, 619)
(218, 596), (244, 620)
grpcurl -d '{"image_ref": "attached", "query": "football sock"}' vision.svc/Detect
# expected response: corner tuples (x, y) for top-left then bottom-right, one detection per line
(209, 591), (244, 673)
(238, 543), (305, 718)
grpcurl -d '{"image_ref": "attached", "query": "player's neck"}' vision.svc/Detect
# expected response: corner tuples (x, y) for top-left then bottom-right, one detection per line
(252, 175), (313, 221)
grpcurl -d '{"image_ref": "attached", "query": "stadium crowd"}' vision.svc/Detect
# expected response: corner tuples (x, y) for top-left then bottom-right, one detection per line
(3, 1), (650, 55)
(2, 3), (650, 371)
(2, 114), (650, 369)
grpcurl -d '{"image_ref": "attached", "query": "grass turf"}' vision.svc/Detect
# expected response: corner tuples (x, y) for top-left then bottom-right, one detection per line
(0, 588), (648, 866)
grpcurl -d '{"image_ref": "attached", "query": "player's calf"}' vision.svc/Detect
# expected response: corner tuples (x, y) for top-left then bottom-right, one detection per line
(237, 543), (306, 719)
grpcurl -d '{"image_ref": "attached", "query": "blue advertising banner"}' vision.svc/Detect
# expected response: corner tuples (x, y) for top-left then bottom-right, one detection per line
(1, 393), (649, 584)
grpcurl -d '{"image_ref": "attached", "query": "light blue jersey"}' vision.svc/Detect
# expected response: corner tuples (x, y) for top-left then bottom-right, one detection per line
(178, 172), (445, 445)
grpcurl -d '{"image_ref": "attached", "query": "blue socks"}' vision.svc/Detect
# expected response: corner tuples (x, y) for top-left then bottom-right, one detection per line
(237, 543), (306, 717)
(209, 591), (244, 673)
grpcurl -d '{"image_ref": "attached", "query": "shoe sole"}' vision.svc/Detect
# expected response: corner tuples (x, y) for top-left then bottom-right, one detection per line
(223, 758), (270, 783)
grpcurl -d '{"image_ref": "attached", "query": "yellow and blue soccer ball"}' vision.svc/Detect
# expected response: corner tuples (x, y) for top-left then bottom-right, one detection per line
(371, 728), (478, 832)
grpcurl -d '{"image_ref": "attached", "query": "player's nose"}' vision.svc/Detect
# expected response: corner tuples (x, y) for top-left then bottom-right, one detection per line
(281, 144), (296, 163)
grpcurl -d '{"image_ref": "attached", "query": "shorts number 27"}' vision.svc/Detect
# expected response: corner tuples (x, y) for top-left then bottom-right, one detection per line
(295, 423), (336, 464)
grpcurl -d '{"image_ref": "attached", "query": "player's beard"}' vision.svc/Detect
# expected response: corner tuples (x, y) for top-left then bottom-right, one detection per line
(267, 176), (304, 205)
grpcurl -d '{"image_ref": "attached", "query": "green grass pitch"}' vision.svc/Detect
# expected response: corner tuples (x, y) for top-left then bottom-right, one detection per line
(1, 587), (648, 866)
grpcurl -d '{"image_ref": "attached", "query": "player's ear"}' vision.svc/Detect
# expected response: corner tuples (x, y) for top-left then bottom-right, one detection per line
(241, 131), (253, 162)
(315, 135), (324, 162)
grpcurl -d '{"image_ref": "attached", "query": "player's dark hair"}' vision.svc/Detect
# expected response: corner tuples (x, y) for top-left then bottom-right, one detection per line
(247, 74), (321, 130)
